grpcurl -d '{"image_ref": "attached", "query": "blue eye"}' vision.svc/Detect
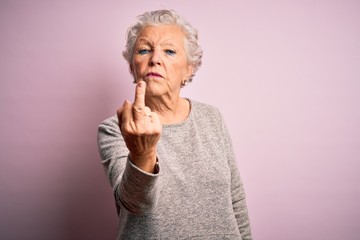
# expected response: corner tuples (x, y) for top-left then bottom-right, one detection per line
(165, 49), (176, 55)
(138, 49), (150, 55)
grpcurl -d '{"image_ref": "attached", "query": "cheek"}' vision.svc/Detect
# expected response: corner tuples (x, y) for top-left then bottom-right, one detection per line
(132, 59), (145, 73)
(178, 62), (190, 78)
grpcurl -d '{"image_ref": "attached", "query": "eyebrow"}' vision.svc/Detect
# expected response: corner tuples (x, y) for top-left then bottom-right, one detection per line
(161, 41), (177, 48)
(136, 38), (178, 48)
(136, 38), (151, 45)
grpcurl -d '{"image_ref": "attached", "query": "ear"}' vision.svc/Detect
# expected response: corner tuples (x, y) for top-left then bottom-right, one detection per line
(185, 64), (194, 80)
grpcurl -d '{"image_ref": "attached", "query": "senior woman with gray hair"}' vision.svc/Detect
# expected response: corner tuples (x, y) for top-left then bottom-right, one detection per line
(97, 9), (252, 239)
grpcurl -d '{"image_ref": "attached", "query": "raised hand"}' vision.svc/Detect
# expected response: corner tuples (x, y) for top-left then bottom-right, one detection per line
(117, 81), (162, 173)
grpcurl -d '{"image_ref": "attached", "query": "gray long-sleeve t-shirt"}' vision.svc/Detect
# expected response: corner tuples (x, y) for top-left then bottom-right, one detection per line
(97, 99), (252, 239)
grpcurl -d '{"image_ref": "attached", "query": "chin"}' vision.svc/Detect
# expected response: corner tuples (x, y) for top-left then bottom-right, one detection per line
(144, 79), (158, 88)
(145, 85), (163, 97)
(145, 90), (164, 97)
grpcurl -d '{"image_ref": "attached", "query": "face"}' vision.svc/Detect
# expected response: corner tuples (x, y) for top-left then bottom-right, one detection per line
(131, 25), (193, 97)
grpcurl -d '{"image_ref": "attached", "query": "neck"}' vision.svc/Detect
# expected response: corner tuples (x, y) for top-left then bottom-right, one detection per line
(146, 95), (189, 125)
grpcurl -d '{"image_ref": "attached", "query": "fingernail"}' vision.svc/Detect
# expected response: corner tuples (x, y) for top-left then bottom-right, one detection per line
(138, 81), (145, 88)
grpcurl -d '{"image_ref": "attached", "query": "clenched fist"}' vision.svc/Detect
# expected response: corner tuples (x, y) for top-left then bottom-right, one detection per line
(117, 81), (162, 173)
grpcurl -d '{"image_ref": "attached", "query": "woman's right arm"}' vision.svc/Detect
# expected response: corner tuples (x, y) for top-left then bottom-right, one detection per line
(97, 117), (161, 214)
(97, 82), (162, 214)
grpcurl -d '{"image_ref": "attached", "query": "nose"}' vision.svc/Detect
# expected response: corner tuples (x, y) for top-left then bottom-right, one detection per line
(149, 49), (162, 66)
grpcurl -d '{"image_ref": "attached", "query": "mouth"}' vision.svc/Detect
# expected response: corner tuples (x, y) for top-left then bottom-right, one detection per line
(146, 72), (163, 78)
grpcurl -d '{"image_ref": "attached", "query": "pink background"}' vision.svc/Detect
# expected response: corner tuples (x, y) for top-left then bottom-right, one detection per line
(1, 1), (359, 239)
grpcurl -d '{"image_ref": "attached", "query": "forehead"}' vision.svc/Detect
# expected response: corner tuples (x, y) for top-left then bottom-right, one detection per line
(136, 25), (186, 46)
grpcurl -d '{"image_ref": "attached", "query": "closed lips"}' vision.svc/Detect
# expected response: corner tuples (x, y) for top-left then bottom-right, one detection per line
(146, 72), (163, 77)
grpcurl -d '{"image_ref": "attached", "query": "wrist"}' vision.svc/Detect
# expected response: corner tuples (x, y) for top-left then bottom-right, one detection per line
(129, 150), (158, 174)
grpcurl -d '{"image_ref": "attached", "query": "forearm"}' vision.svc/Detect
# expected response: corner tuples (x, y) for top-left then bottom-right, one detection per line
(117, 157), (160, 214)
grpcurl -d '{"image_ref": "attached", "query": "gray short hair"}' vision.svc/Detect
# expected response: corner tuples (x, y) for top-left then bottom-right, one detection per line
(122, 9), (203, 83)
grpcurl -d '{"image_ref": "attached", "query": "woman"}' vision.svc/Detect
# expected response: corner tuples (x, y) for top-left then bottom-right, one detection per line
(97, 9), (252, 239)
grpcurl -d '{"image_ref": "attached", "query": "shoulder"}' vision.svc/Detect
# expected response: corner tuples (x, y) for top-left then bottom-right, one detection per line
(99, 115), (118, 126)
(97, 115), (124, 159)
(190, 99), (223, 123)
(97, 115), (120, 137)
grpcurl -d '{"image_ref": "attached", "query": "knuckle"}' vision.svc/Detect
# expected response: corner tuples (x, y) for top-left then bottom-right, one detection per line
(133, 106), (143, 114)
(143, 106), (151, 113)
